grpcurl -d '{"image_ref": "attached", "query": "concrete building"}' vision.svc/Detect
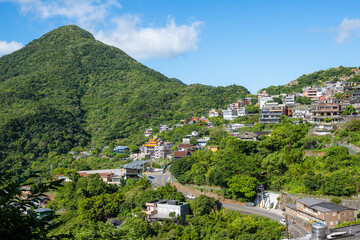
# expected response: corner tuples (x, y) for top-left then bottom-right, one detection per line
(260, 102), (287, 124)
(310, 102), (345, 124)
(144, 199), (190, 221)
(223, 108), (237, 120)
(303, 87), (319, 101)
(259, 96), (273, 109)
(284, 94), (296, 106)
(292, 105), (312, 120)
(285, 198), (355, 228)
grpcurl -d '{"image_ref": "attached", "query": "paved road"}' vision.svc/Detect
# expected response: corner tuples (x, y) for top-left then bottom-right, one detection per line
(222, 202), (309, 238)
(146, 170), (171, 187)
(146, 170), (309, 237)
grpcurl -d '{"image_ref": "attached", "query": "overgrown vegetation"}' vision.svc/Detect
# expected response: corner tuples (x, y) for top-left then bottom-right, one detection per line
(0, 25), (249, 176)
(170, 120), (360, 198)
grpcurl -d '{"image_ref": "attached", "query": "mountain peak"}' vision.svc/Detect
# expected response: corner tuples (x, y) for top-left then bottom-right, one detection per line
(34, 25), (95, 46)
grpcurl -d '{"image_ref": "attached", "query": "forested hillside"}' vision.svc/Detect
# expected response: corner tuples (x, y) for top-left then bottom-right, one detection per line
(0, 25), (249, 175)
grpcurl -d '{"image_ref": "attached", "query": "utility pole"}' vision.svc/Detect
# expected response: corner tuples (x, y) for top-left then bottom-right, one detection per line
(285, 214), (289, 239)
(258, 184), (264, 208)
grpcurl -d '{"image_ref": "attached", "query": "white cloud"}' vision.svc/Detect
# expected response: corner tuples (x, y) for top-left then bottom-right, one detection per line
(335, 18), (360, 44)
(7, 0), (121, 28)
(0, 41), (23, 56)
(95, 15), (202, 60)
(3, 0), (203, 60)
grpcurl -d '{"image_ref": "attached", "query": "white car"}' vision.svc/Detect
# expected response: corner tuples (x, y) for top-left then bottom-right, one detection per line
(280, 219), (286, 225)
(187, 194), (195, 200)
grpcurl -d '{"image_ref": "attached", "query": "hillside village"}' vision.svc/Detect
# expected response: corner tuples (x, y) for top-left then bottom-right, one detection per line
(61, 68), (360, 185)
(45, 69), (360, 238)
(4, 22), (360, 239)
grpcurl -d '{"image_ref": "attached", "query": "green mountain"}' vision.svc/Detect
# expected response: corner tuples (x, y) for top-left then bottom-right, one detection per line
(0, 25), (249, 175)
(260, 66), (360, 95)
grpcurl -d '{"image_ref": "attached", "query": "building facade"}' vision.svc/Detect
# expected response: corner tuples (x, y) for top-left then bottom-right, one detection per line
(285, 198), (355, 228)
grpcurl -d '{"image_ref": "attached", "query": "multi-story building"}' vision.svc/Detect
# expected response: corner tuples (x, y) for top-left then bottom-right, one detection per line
(310, 102), (345, 124)
(143, 200), (190, 222)
(303, 87), (319, 101)
(209, 109), (219, 118)
(259, 96), (273, 109)
(343, 82), (360, 92)
(292, 105), (312, 120)
(285, 198), (355, 228)
(258, 90), (269, 104)
(153, 145), (172, 160)
(283, 94), (295, 105)
(223, 109), (237, 120)
(260, 102), (287, 124)
(236, 107), (246, 117)
(142, 138), (161, 154)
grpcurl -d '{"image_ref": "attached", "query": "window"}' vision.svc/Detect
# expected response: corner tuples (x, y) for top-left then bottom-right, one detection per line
(349, 212), (352, 215)
(333, 213), (336, 216)
(330, 221), (334, 226)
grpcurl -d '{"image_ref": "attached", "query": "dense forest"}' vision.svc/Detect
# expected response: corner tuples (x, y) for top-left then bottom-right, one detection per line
(0, 25), (249, 176)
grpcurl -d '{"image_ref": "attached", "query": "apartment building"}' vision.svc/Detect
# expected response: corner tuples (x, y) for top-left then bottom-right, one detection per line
(260, 102), (287, 124)
(285, 198), (355, 228)
(303, 87), (319, 101)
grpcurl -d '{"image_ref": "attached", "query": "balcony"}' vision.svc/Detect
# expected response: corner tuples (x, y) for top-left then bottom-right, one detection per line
(143, 209), (158, 215)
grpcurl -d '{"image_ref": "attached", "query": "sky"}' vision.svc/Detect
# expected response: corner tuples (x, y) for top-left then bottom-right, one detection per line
(1, 1), (360, 94)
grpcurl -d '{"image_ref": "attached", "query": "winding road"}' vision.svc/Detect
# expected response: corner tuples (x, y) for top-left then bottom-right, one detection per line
(146, 170), (310, 238)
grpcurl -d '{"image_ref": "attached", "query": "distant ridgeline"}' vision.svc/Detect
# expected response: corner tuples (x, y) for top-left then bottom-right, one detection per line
(260, 66), (360, 95)
(0, 25), (249, 175)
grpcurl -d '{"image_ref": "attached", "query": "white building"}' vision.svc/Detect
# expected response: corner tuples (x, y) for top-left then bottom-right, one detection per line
(223, 109), (237, 120)
(284, 94), (295, 105)
(209, 109), (219, 118)
(237, 107), (246, 117)
(259, 96), (273, 109)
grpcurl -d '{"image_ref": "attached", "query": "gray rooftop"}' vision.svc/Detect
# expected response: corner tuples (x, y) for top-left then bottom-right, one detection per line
(34, 208), (53, 213)
(297, 198), (324, 206)
(297, 198), (354, 213)
(120, 160), (149, 170)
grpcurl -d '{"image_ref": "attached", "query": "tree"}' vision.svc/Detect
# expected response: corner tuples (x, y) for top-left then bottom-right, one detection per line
(0, 171), (63, 239)
(227, 175), (259, 201)
(78, 193), (124, 221)
(190, 137), (198, 146)
(343, 105), (356, 115)
(295, 96), (312, 105)
(191, 195), (219, 216)
(245, 105), (260, 114)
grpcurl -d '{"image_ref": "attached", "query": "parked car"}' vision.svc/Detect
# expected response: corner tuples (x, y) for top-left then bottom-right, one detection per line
(187, 194), (195, 200)
(280, 219), (286, 225)
(327, 232), (347, 239)
(245, 202), (256, 207)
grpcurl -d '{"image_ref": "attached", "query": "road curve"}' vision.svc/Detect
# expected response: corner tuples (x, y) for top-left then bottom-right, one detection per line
(146, 171), (309, 237)
(222, 202), (309, 237)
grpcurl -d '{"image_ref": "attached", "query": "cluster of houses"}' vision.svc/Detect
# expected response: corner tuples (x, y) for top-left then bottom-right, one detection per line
(138, 131), (211, 162)
(257, 80), (360, 135)
(56, 160), (149, 184)
(207, 77), (360, 136)
(209, 98), (252, 121)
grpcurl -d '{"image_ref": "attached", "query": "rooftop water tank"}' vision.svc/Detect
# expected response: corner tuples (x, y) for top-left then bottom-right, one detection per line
(311, 222), (327, 240)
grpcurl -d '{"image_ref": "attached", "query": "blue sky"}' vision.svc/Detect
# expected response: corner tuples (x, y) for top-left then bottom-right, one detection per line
(1, 1), (360, 94)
